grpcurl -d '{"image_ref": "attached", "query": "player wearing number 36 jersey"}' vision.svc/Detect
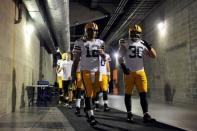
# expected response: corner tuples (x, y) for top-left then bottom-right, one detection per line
(118, 24), (157, 123)
(119, 38), (148, 72)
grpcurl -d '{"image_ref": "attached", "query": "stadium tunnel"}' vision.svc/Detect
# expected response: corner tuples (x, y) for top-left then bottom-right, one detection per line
(0, 0), (197, 130)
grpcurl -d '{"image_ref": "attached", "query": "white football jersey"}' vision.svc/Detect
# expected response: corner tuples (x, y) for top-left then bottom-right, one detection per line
(57, 59), (63, 77)
(99, 53), (111, 75)
(118, 38), (148, 72)
(60, 60), (73, 80)
(73, 39), (104, 72)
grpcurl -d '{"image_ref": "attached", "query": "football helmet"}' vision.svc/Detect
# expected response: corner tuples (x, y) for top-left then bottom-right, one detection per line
(129, 24), (142, 33)
(85, 22), (98, 31)
(129, 24), (142, 40)
(62, 53), (67, 60)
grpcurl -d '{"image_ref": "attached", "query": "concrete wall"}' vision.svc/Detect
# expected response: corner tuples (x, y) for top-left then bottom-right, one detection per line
(39, 46), (56, 84)
(142, 0), (197, 104)
(0, 0), (54, 114)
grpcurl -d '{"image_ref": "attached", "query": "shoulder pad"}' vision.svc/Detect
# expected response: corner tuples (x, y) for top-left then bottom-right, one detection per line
(96, 39), (104, 44)
(78, 36), (87, 42)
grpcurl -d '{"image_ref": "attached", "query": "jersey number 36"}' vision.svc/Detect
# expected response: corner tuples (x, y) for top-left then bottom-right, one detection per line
(129, 46), (143, 58)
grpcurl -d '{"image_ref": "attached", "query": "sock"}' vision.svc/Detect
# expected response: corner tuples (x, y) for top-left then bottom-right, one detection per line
(139, 92), (148, 113)
(76, 99), (81, 108)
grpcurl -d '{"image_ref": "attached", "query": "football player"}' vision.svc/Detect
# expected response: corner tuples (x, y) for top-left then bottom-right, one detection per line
(59, 52), (73, 108)
(118, 24), (157, 123)
(93, 53), (111, 112)
(72, 22), (106, 126)
(56, 59), (64, 104)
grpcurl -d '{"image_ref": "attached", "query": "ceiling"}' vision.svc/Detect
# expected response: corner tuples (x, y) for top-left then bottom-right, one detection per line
(23, 0), (164, 54)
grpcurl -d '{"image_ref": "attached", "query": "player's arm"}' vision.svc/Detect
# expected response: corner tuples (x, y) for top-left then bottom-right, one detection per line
(98, 41), (107, 59)
(71, 52), (81, 81)
(56, 65), (61, 73)
(58, 63), (64, 73)
(148, 48), (157, 58)
(118, 39), (130, 75)
(71, 41), (81, 81)
(141, 40), (157, 58)
(106, 61), (111, 81)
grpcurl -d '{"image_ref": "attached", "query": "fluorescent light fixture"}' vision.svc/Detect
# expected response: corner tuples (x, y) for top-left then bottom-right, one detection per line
(157, 22), (165, 30)
(114, 52), (119, 59)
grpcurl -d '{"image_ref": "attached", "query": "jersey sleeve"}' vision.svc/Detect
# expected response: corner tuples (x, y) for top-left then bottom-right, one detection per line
(60, 60), (64, 68)
(140, 40), (149, 55)
(106, 54), (111, 61)
(101, 41), (105, 50)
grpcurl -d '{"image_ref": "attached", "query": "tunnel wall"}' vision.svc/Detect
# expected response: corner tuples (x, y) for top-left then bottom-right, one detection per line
(39, 46), (56, 84)
(0, 0), (55, 114)
(142, 0), (197, 104)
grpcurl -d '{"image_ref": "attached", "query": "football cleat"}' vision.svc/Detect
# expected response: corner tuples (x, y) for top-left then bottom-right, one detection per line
(127, 112), (134, 122)
(143, 113), (156, 123)
(88, 115), (97, 126)
(94, 103), (100, 111)
(75, 107), (80, 116)
(68, 104), (72, 109)
(104, 103), (110, 112)
(63, 103), (69, 107)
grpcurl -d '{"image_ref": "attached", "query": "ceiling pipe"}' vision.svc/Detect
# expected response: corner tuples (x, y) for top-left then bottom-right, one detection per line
(106, 0), (146, 44)
(62, 0), (70, 52)
(44, 0), (70, 52)
(106, 0), (163, 44)
(70, 15), (108, 27)
(99, 0), (128, 39)
(35, 0), (59, 47)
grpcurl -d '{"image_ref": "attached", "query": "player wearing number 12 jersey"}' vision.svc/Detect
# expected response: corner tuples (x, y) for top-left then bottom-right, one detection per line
(72, 22), (106, 126)
(118, 24), (157, 123)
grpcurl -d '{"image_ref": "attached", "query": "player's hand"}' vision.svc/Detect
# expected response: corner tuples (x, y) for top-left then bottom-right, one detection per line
(98, 49), (104, 54)
(120, 63), (130, 75)
(142, 40), (151, 50)
(81, 36), (87, 42)
(98, 49), (106, 58)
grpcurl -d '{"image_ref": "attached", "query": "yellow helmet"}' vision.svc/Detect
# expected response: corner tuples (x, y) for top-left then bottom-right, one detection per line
(129, 24), (142, 33)
(85, 22), (98, 31)
(62, 53), (67, 60)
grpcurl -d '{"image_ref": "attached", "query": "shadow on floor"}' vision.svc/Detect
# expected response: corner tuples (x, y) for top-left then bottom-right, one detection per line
(58, 105), (186, 131)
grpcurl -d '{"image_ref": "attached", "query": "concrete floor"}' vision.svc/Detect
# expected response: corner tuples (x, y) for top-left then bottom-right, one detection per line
(0, 107), (74, 131)
(108, 95), (197, 131)
(0, 95), (196, 131)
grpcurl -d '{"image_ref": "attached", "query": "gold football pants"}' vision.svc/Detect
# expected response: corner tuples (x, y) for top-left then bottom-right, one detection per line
(124, 70), (148, 95)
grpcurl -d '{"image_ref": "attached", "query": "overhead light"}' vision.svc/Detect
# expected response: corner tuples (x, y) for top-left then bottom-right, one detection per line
(114, 52), (119, 59)
(157, 22), (165, 30)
